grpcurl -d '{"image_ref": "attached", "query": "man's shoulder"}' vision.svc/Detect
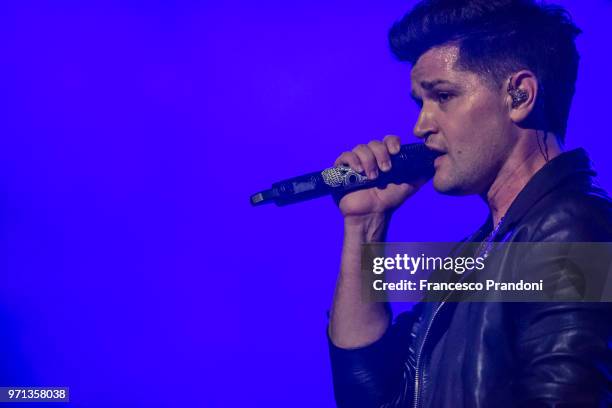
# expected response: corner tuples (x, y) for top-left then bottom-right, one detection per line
(521, 180), (612, 242)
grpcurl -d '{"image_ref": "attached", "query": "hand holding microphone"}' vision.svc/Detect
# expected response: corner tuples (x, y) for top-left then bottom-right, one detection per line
(333, 136), (431, 218)
(250, 136), (440, 208)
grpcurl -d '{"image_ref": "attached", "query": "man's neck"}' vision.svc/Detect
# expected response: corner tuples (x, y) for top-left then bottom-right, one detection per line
(484, 131), (563, 228)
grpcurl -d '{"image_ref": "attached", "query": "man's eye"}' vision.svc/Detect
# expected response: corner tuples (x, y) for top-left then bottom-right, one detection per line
(436, 92), (452, 104)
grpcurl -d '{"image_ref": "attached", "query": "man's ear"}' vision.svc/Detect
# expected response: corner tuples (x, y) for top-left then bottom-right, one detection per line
(506, 70), (539, 124)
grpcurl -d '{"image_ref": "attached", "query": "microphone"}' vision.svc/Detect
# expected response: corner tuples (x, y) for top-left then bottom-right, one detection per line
(250, 143), (441, 206)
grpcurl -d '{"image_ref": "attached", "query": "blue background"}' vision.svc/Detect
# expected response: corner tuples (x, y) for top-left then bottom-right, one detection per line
(0, 1), (610, 406)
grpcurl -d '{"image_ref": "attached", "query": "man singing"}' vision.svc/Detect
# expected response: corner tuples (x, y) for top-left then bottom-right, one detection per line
(327, 0), (612, 406)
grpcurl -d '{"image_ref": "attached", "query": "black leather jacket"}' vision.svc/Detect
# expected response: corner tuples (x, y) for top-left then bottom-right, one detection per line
(328, 149), (612, 407)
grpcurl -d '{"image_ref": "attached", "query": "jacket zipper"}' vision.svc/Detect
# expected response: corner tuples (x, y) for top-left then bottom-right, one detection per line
(412, 298), (447, 408)
(412, 230), (493, 407)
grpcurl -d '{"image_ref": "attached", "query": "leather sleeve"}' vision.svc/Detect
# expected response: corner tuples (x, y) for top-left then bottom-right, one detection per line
(327, 303), (423, 408)
(512, 302), (612, 407)
(511, 201), (612, 406)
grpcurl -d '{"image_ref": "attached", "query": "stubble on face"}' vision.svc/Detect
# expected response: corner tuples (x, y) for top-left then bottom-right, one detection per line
(410, 45), (515, 195)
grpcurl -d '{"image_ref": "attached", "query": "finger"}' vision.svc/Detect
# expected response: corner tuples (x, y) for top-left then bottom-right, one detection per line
(367, 140), (392, 173)
(334, 151), (363, 173)
(352, 144), (378, 179)
(383, 135), (401, 155)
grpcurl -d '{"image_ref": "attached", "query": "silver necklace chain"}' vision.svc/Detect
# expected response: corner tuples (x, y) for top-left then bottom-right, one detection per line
(476, 216), (506, 259)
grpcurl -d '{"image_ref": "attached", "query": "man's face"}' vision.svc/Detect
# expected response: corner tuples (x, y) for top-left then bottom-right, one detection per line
(410, 44), (515, 195)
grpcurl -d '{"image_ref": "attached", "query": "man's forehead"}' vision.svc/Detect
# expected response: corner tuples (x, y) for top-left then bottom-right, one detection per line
(410, 45), (460, 87)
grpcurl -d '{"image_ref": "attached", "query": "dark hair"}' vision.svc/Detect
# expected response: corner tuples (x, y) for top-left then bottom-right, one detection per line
(389, 0), (581, 140)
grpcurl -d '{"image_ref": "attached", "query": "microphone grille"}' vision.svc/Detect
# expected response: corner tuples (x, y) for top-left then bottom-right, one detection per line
(322, 166), (367, 187)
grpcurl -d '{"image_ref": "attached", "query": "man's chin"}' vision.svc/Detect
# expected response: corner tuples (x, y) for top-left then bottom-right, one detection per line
(432, 174), (469, 196)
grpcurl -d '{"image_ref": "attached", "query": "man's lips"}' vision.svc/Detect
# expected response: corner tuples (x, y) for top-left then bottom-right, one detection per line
(425, 145), (446, 166)
(432, 150), (447, 168)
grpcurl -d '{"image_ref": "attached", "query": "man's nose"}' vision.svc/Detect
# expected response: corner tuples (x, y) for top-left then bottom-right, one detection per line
(413, 108), (438, 140)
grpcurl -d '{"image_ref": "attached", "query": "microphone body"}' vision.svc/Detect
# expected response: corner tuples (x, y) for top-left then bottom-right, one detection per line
(250, 143), (441, 206)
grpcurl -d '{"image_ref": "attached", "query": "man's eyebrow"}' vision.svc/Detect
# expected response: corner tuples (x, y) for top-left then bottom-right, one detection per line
(410, 79), (454, 103)
(420, 79), (453, 90)
(411, 79), (457, 101)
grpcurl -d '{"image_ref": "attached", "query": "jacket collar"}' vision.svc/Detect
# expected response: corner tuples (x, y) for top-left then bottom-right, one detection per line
(474, 148), (597, 240)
